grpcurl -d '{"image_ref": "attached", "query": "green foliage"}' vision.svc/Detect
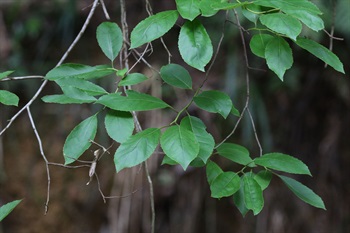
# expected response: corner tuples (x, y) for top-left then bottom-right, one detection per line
(0, 199), (22, 222)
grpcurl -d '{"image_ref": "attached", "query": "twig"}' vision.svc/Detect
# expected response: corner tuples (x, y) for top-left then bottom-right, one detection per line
(27, 107), (50, 215)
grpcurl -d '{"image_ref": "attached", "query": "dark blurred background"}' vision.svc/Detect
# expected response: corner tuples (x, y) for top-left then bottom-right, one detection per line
(0, 0), (349, 233)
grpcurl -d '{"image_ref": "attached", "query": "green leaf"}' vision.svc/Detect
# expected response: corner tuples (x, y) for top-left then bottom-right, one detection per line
(216, 143), (253, 166)
(243, 173), (264, 215)
(254, 0), (322, 16)
(130, 10), (178, 49)
(96, 22), (123, 62)
(242, 4), (261, 25)
(97, 90), (170, 111)
(160, 125), (199, 170)
(0, 90), (19, 106)
(206, 160), (223, 185)
(0, 199), (22, 221)
(254, 170), (272, 190)
(210, 2), (251, 10)
(45, 64), (114, 80)
(105, 110), (134, 143)
(160, 64), (192, 89)
(210, 171), (240, 198)
(180, 116), (215, 163)
(41, 94), (94, 104)
(254, 153), (311, 176)
(178, 19), (213, 71)
(265, 36), (293, 81)
(296, 38), (345, 73)
(279, 175), (326, 209)
(0, 70), (14, 80)
(55, 78), (108, 96)
(194, 90), (232, 118)
(199, 0), (220, 17)
(259, 13), (302, 41)
(114, 128), (160, 172)
(61, 86), (97, 102)
(118, 73), (148, 86)
(233, 180), (249, 217)
(176, 0), (201, 21)
(249, 34), (274, 59)
(63, 114), (98, 165)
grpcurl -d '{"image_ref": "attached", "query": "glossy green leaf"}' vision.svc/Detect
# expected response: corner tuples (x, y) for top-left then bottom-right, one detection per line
(61, 86), (97, 102)
(194, 90), (232, 118)
(210, 2), (251, 10)
(45, 64), (114, 80)
(254, 170), (272, 190)
(96, 22), (123, 61)
(243, 173), (264, 215)
(0, 90), (19, 106)
(105, 110), (134, 143)
(160, 125), (199, 170)
(242, 4), (261, 25)
(118, 73), (148, 86)
(259, 13), (302, 41)
(178, 19), (213, 71)
(180, 116), (215, 163)
(233, 180), (249, 217)
(206, 160), (223, 185)
(265, 36), (293, 81)
(63, 114), (98, 165)
(296, 38), (345, 73)
(114, 128), (160, 172)
(199, 0), (220, 17)
(176, 0), (201, 21)
(130, 10), (178, 49)
(0, 70), (14, 80)
(249, 34), (274, 58)
(254, 0), (322, 16)
(97, 90), (170, 111)
(216, 143), (253, 166)
(56, 78), (107, 96)
(210, 171), (240, 198)
(0, 199), (22, 221)
(279, 175), (326, 209)
(41, 94), (95, 104)
(160, 64), (192, 89)
(254, 153), (311, 176)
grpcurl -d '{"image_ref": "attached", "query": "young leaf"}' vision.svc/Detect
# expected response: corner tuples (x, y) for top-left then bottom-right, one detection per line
(296, 38), (345, 73)
(279, 175), (326, 209)
(118, 73), (148, 86)
(259, 13), (302, 41)
(210, 171), (240, 198)
(105, 110), (134, 143)
(216, 143), (254, 166)
(249, 34), (274, 59)
(160, 64), (192, 89)
(206, 160), (223, 185)
(97, 90), (170, 111)
(254, 170), (272, 190)
(0, 90), (19, 106)
(63, 114), (98, 165)
(114, 128), (160, 172)
(243, 173), (264, 215)
(194, 90), (232, 118)
(0, 70), (14, 80)
(175, 0), (201, 21)
(160, 125), (199, 170)
(180, 116), (215, 163)
(178, 19), (213, 71)
(55, 78), (108, 96)
(96, 22), (123, 62)
(254, 153), (311, 176)
(0, 199), (22, 221)
(130, 10), (178, 49)
(265, 36), (293, 81)
(42, 94), (95, 104)
(233, 180), (249, 217)
(45, 64), (114, 80)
